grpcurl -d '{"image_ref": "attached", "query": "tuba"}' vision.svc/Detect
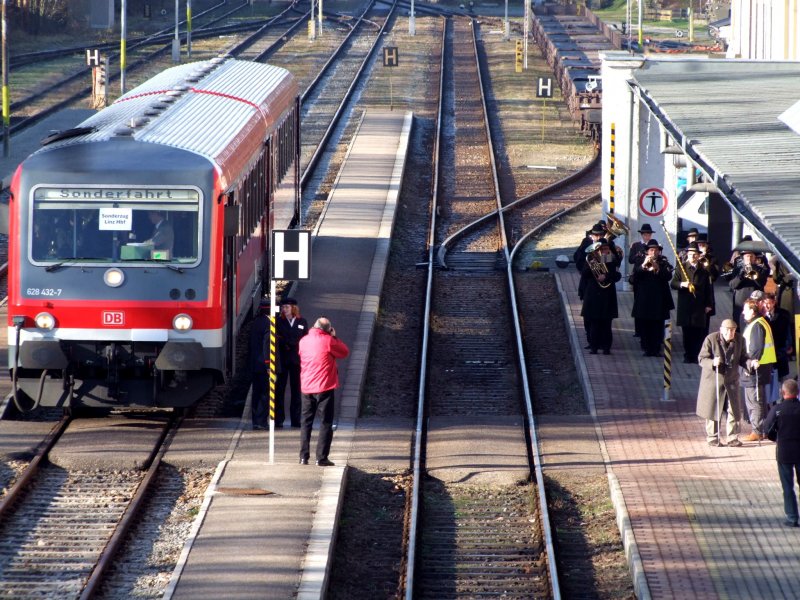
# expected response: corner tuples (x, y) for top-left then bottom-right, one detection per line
(605, 212), (630, 240)
(586, 242), (612, 288)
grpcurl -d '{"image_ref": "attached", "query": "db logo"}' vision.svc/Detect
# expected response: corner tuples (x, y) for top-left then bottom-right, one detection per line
(103, 311), (125, 326)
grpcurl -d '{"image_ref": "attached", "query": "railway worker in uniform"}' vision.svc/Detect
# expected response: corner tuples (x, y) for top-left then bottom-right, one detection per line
(298, 317), (349, 467)
(580, 238), (621, 355)
(697, 319), (748, 447)
(145, 210), (175, 254)
(740, 299), (776, 442)
(629, 223), (655, 338)
(631, 239), (674, 357)
(728, 248), (769, 326)
(671, 242), (714, 364)
(762, 379), (800, 527)
(275, 297), (308, 428)
(248, 299), (272, 430)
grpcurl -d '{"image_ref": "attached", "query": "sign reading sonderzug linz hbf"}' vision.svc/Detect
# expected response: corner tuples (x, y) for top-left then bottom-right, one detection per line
(272, 230), (311, 281)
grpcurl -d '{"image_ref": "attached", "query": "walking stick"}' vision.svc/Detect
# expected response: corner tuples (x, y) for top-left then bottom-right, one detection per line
(715, 362), (721, 446)
(755, 366), (762, 447)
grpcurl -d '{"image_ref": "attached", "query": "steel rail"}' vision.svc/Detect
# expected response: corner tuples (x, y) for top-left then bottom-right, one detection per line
(299, 0), (393, 189)
(402, 16), (447, 598)
(80, 414), (184, 599)
(436, 143), (600, 268)
(1, 3), (299, 142)
(0, 415), (70, 524)
(8, 0), (242, 67)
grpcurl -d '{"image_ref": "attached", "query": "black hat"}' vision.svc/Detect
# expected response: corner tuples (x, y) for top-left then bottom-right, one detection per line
(646, 239), (662, 250)
(686, 242), (700, 253)
(638, 223), (654, 234)
(280, 297), (298, 306)
(686, 227), (699, 236)
(590, 223), (605, 235)
(696, 233), (708, 243)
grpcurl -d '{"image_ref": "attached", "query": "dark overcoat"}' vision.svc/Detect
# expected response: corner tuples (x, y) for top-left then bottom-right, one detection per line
(671, 262), (714, 328)
(696, 331), (749, 421)
(631, 260), (674, 320)
(580, 265), (621, 320)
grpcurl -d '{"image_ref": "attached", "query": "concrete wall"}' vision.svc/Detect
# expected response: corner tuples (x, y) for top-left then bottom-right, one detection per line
(600, 52), (680, 275)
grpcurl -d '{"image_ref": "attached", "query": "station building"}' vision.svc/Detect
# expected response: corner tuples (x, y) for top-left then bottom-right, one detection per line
(599, 53), (800, 298)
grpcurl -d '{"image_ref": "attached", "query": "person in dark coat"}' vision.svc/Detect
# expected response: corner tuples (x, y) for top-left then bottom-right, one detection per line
(729, 249), (769, 326)
(764, 292), (792, 380)
(677, 227), (699, 264)
(574, 223), (605, 299)
(671, 242), (715, 364)
(763, 379), (800, 527)
(631, 239), (674, 357)
(628, 223), (654, 338)
(580, 239), (621, 355)
(697, 319), (749, 446)
(248, 299), (271, 430)
(275, 297), (309, 428)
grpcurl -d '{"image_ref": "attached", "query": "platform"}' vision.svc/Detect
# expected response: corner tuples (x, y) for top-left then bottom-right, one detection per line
(164, 109), (413, 599)
(556, 268), (798, 599)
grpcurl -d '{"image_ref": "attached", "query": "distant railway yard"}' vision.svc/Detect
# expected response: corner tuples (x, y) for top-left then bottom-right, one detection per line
(0, 0), (732, 597)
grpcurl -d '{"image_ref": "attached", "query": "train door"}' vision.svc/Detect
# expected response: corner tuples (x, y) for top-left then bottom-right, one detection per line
(223, 194), (240, 381)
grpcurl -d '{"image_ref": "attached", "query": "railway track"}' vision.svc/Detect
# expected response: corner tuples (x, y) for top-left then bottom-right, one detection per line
(403, 17), (556, 599)
(0, 415), (179, 598)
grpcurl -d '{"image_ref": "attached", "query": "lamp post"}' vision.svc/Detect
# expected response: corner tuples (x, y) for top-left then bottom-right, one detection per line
(172, 0), (180, 62)
(503, 0), (509, 40)
(186, 0), (192, 57)
(120, 0), (127, 93)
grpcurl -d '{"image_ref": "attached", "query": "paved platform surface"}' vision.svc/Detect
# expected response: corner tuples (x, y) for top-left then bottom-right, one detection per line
(165, 109), (413, 599)
(556, 266), (797, 600)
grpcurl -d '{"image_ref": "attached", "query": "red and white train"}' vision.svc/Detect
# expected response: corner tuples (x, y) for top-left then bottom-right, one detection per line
(7, 57), (300, 409)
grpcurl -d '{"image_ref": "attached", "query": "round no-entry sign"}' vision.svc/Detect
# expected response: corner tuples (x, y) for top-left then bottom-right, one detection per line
(639, 188), (668, 217)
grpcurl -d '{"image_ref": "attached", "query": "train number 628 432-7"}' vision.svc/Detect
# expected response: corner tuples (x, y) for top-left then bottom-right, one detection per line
(26, 288), (63, 297)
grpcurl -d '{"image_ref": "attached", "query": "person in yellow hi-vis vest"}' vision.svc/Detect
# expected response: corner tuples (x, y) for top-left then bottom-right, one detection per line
(741, 299), (777, 442)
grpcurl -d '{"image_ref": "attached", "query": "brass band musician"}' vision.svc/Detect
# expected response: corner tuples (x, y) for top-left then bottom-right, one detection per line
(629, 223), (655, 339)
(580, 238), (621, 355)
(631, 239), (675, 357)
(729, 248), (769, 326)
(671, 242), (715, 364)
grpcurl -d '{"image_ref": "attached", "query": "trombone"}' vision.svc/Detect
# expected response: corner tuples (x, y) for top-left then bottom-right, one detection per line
(659, 220), (695, 296)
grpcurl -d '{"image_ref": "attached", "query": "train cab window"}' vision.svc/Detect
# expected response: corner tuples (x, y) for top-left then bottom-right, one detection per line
(30, 186), (201, 266)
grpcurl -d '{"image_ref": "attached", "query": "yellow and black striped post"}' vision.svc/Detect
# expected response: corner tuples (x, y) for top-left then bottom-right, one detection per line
(662, 321), (672, 402)
(268, 313), (277, 464)
(609, 123), (616, 213)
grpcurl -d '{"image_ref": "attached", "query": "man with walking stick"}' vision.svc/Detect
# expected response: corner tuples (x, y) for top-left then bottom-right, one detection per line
(697, 319), (749, 447)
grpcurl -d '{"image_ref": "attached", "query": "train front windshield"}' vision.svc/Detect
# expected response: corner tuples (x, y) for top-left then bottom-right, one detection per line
(29, 186), (201, 265)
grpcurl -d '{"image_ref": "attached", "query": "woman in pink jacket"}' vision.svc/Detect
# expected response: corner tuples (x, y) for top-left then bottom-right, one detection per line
(298, 317), (349, 466)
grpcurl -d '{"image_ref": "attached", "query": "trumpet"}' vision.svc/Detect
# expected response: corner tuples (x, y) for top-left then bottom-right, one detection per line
(642, 255), (659, 272)
(698, 254), (712, 270)
(721, 261), (735, 278)
(744, 264), (761, 281)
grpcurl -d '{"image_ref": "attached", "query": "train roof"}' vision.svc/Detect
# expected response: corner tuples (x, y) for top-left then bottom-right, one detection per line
(36, 58), (298, 190)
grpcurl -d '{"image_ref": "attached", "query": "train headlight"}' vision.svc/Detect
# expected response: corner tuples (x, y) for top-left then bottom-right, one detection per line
(172, 314), (193, 332)
(34, 312), (56, 330)
(103, 268), (125, 288)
